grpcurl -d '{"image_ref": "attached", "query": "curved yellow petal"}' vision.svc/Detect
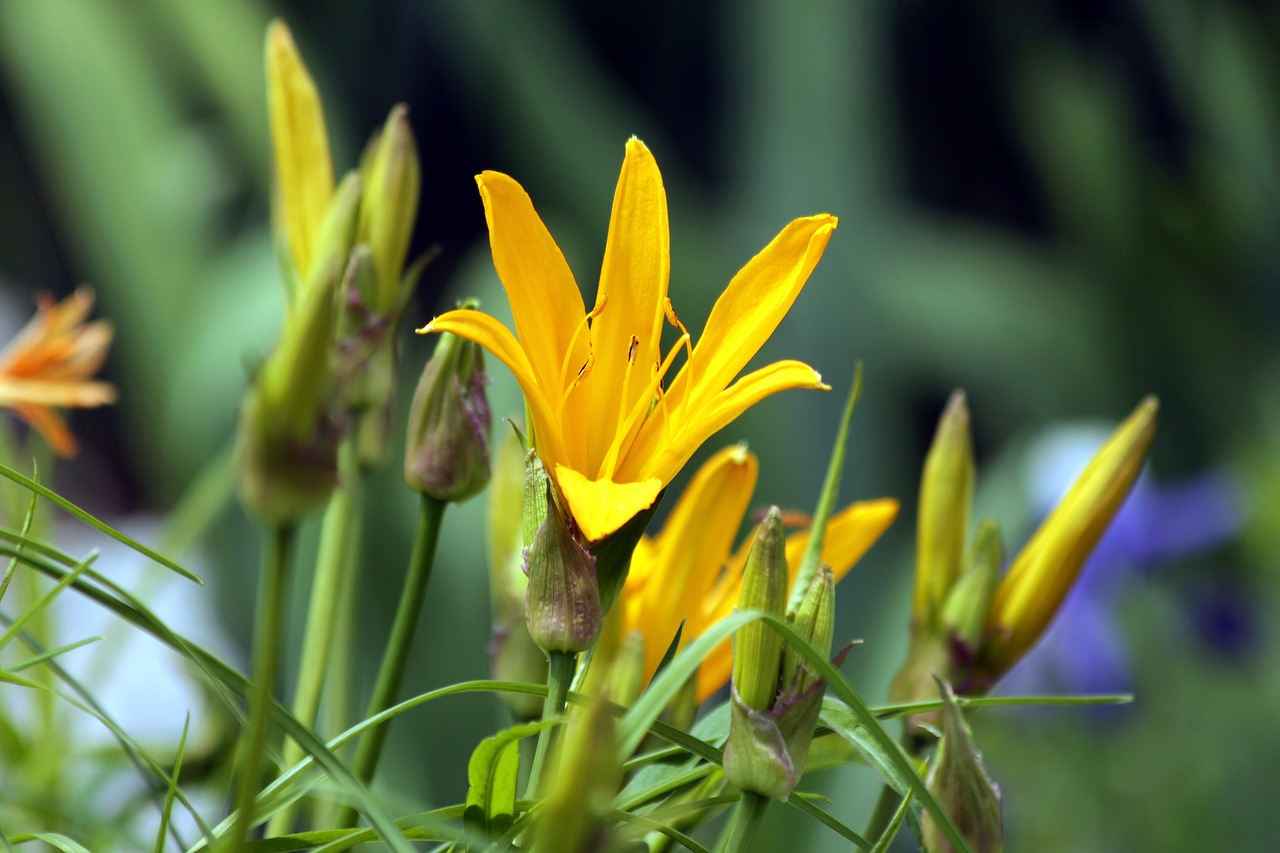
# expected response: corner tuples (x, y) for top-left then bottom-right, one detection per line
(628, 359), (826, 484)
(667, 214), (835, 412)
(624, 444), (757, 680)
(266, 20), (334, 276)
(555, 465), (664, 543)
(422, 309), (567, 468)
(476, 171), (589, 400)
(587, 138), (671, 471)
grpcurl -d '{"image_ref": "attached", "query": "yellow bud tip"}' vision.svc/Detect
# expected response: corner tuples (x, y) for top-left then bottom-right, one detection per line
(415, 318), (439, 335)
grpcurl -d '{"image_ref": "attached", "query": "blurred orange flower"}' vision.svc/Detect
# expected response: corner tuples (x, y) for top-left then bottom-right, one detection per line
(0, 288), (116, 456)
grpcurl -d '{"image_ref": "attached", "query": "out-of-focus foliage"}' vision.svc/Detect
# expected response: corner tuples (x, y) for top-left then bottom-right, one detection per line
(0, 1), (1275, 849)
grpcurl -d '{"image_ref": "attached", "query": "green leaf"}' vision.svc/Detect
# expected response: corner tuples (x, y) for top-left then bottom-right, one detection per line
(0, 464), (202, 584)
(868, 787), (914, 853)
(618, 610), (758, 758)
(9, 636), (102, 673)
(8, 834), (92, 853)
(784, 793), (872, 850)
(465, 720), (553, 838)
(154, 714), (190, 853)
(788, 364), (861, 614)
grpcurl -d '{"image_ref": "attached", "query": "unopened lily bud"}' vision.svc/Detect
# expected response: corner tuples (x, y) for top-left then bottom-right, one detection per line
(781, 566), (835, 694)
(533, 693), (621, 853)
(487, 429), (546, 718)
(404, 319), (491, 502)
(525, 497), (601, 654)
(265, 19), (334, 284)
(235, 173), (362, 522)
(732, 507), (788, 712)
(358, 104), (420, 313)
(980, 397), (1157, 678)
(914, 391), (975, 628)
(921, 677), (1004, 853)
(941, 520), (1002, 649)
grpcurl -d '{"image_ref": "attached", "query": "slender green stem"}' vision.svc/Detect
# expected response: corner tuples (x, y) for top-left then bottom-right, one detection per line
(524, 649), (577, 798)
(864, 732), (927, 847)
(864, 783), (902, 848)
(225, 523), (294, 850)
(714, 792), (769, 853)
(266, 441), (361, 837)
(334, 494), (446, 828)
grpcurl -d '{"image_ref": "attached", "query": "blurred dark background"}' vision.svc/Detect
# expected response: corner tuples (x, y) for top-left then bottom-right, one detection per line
(1, 1), (1276, 849)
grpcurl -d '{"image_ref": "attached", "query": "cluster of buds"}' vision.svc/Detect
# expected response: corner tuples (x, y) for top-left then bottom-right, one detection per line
(890, 392), (1158, 740)
(722, 508), (840, 800)
(236, 20), (426, 521)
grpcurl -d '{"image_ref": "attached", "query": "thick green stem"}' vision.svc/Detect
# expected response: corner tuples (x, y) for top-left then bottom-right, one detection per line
(266, 441), (361, 837)
(225, 523), (294, 850)
(524, 649), (577, 798)
(334, 495), (446, 828)
(714, 791), (769, 853)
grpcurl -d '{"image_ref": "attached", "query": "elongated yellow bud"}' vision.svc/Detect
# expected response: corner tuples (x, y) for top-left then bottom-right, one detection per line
(266, 19), (335, 282)
(914, 391), (975, 627)
(981, 397), (1158, 676)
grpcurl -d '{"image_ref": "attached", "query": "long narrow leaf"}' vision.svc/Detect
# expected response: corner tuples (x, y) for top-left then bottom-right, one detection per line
(0, 463), (201, 583)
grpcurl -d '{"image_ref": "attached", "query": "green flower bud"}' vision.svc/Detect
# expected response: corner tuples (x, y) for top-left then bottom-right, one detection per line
(941, 520), (1002, 649)
(404, 321), (491, 502)
(781, 566), (835, 695)
(914, 391), (975, 628)
(921, 678), (1004, 853)
(357, 104), (420, 313)
(524, 497), (601, 654)
(732, 507), (788, 712)
(235, 172), (362, 522)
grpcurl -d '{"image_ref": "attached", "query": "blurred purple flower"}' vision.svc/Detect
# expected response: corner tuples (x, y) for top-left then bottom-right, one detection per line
(999, 426), (1245, 698)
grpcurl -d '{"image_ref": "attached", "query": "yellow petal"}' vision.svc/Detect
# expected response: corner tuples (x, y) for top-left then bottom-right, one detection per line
(623, 444), (757, 681)
(628, 359), (826, 483)
(476, 171), (590, 403)
(266, 20), (335, 277)
(422, 309), (567, 468)
(554, 465), (663, 543)
(669, 214), (836, 411)
(587, 138), (671, 471)
(0, 379), (117, 407)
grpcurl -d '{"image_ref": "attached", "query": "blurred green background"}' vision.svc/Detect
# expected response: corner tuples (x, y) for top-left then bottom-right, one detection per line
(1, 0), (1276, 849)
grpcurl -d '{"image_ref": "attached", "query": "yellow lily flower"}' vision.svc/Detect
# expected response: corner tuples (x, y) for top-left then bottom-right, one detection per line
(0, 288), (116, 457)
(620, 444), (898, 704)
(266, 19), (335, 282)
(420, 138), (837, 542)
(980, 396), (1158, 676)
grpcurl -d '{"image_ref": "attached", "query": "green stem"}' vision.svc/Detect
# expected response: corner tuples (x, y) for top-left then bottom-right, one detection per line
(266, 441), (361, 837)
(225, 523), (294, 850)
(524, 649), (577, 798)
(864, 783), (902, 848)
(714, 791), (769, 853)
(335, 494), (446, 828)
(864, 732), (926, 847)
